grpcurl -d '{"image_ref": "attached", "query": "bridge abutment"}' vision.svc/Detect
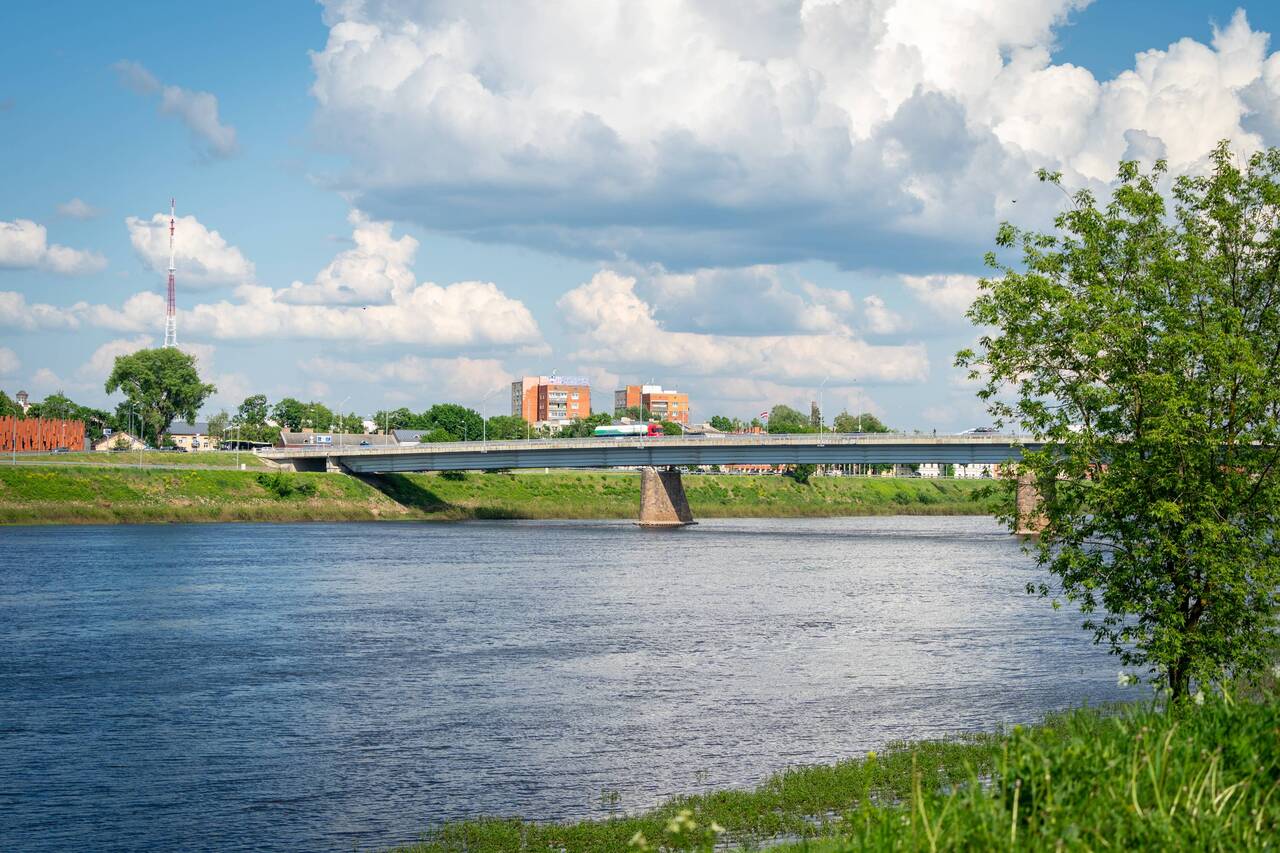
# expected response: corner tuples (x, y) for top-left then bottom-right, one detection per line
(1015, 472), (1046, 536)
(637, 467), (696, 527)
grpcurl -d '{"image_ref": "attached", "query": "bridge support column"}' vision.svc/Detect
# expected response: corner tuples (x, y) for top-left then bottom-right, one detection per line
(1015, 472), (1046, 536)
(638, 466), (696, 527)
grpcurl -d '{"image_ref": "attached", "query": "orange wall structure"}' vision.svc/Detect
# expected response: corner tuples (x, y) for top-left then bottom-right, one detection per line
(0, 417), (86, 452)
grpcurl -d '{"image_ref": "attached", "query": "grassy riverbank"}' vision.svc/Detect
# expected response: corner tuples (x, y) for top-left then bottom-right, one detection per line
(395, 688), (1279, 852)
(0, 466), (999, 524)
(9, 450), (269, 468)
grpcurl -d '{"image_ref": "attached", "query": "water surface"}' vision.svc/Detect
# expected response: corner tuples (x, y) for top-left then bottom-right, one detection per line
(0, 517), (1129, 851)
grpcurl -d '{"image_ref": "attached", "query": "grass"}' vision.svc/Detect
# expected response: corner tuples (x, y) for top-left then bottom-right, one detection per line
(391, 686), (1280, 853)
(0, 466), (1000, 525)
(9, 450), (269, 468)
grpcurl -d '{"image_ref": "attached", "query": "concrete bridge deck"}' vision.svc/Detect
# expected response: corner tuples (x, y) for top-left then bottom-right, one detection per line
(261, 433), (1046, 528)
(261, 432), (1044, 474)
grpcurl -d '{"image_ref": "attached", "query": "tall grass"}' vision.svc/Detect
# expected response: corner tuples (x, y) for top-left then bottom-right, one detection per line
(0, 467), (997, 525)
(391, 691), (1279, 853)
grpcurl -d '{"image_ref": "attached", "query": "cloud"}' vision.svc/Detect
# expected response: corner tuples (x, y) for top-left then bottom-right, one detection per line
(0, 346), (19, 376)
(0, 219), (107, 275)
(275, 210), (417, 304)
(640, 264), (857, 335)
(900, 273), (983, 319)
(113, 60), (239, 159)
(558, 269), (927, 385)
(4, 212), (542, 351)
(126, 211), (255, 286)
(308, 1), (1280, 270)
(57, 198), (99, 220)
(311, 354), (512, 402)
(76, 335), (154, 382)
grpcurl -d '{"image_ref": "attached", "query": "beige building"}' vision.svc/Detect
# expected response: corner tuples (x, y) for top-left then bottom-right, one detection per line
(94, 431), (145, 451)
(164, 421), (215, 452)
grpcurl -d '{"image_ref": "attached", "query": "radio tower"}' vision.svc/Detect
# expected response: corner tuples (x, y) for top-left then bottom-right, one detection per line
(163, 198), (178, 348)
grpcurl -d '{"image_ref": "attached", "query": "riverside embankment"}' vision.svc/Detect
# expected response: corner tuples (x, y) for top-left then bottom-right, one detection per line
(0, 465), (999, 524)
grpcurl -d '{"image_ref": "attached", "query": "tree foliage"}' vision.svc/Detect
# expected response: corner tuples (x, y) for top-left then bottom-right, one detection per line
(766, 404), (811, 434)
(958, 144), (1280, 697)
(833, 411), (891, 433)
(485, 414), (530, 440)
(104, 348), (215, 444)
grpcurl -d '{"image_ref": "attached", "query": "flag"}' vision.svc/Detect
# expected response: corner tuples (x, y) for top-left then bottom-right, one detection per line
(759, 411), (769, 420)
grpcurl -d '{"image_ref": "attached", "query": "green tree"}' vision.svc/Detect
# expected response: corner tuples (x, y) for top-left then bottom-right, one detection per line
(334, 413), (364, 434)
(661, 420), (683, 435)
(708, 415), (734, 432)
(0, 390), (21, 418)
(766, 404), (812, 434)
(419, 427), (458, 443)
(423, 403), (483, 441)
(104, 348), (215, 445)
(833, 411), (891, 433)
(485, 414), (530, 440)
(208, 410), (230, 440)
(786, 463), (817, 484)
(372, 407), (417, 432)
(235, 394), (269, 426)
(557, 412), (613, 438)
(958, 145), (1280, 698)
(271, 397), (309, 431)
(26, 392), (78, 420)
(618, 405), (654, 421)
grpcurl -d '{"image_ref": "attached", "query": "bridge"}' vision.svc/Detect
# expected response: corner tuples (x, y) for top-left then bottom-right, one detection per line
(261, 433), (1044, 528)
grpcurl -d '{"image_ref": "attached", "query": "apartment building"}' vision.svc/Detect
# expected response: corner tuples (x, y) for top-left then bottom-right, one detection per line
(613, 384), (690, 425)
(511, 375), (591, 422)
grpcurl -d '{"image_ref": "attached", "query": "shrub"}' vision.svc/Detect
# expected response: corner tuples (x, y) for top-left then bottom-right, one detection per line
(256, 471), (317, 499)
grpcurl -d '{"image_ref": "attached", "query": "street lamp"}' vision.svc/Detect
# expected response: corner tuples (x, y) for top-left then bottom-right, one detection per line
(818, 375), (829, 433)
(481, 385), (505, 447)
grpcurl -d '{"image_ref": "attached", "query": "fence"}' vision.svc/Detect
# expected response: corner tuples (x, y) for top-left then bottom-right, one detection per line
(0, 417), (86, 452)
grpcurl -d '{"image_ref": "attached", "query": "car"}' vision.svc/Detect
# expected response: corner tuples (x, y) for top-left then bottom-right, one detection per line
(960, 426), (1000, 435)
(359, 440), (371, 447)
(51, 446), (71, 454)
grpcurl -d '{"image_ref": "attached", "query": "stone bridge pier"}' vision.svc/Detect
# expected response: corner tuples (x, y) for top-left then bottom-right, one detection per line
(638, 466), (696, 527)
(1015, 472), (1046, 536)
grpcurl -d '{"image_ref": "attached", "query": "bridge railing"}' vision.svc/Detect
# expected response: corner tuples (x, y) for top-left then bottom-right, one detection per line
(260, 431), (1035, 457)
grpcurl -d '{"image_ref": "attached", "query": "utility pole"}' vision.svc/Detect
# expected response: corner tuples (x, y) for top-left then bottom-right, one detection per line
(163, 198), (178, 348)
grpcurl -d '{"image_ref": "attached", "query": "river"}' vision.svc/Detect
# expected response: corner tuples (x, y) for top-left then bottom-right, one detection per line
(0, 517), (1130, 851)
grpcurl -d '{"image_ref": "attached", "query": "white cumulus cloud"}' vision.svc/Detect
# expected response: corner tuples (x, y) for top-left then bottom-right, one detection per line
(557, 269), (927, 385)
(0, 219), (106, 275)
(308, 1), (1280, 269)
(0, 346), (19, 376)
(126, 211), (255, 287)
(57, 198), (99, 220)
(114, 60), (239, 159)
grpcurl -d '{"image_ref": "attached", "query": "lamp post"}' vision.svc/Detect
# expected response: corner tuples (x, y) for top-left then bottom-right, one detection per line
(818, 375), (828, 433)
(481, 385), (505, 447)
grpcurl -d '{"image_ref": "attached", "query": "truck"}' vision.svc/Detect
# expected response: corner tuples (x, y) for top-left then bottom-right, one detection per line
(593, 422), (664, 437)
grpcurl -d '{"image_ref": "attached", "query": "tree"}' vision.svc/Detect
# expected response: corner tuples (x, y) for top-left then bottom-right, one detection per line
(557, 412), (613, 438)
(334, 413), (365, 434)
(957, 145), (1280, 699)
(0, 390), (21, 418)
(485, 414), (530, 440)
(208, 410), (230, 440)
(271, 398), (309, 432)
(786, 463), (817, 484)
(833, 411), (891, 433)
(420, 427), (458, 443)
(709, 415), (734, 432)
(423, 403), (483, 441)
(372, 407), (417, 432)
(104, 348), (215, 445)
(766, 404), (811, 434)
(618, 405), (654, 421)
(235, 394), (269, 426)
(661, 420), (683, 435)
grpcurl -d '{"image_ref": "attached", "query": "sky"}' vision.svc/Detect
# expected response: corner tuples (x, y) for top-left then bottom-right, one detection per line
(4, 0), (1280, 430)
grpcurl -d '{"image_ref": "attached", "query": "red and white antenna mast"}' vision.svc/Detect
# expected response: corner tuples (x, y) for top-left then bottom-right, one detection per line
(163, 198), (178, 348)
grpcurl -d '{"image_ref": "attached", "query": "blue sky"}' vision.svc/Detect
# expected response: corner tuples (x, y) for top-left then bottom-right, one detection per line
(3, 0), (1280, 430)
